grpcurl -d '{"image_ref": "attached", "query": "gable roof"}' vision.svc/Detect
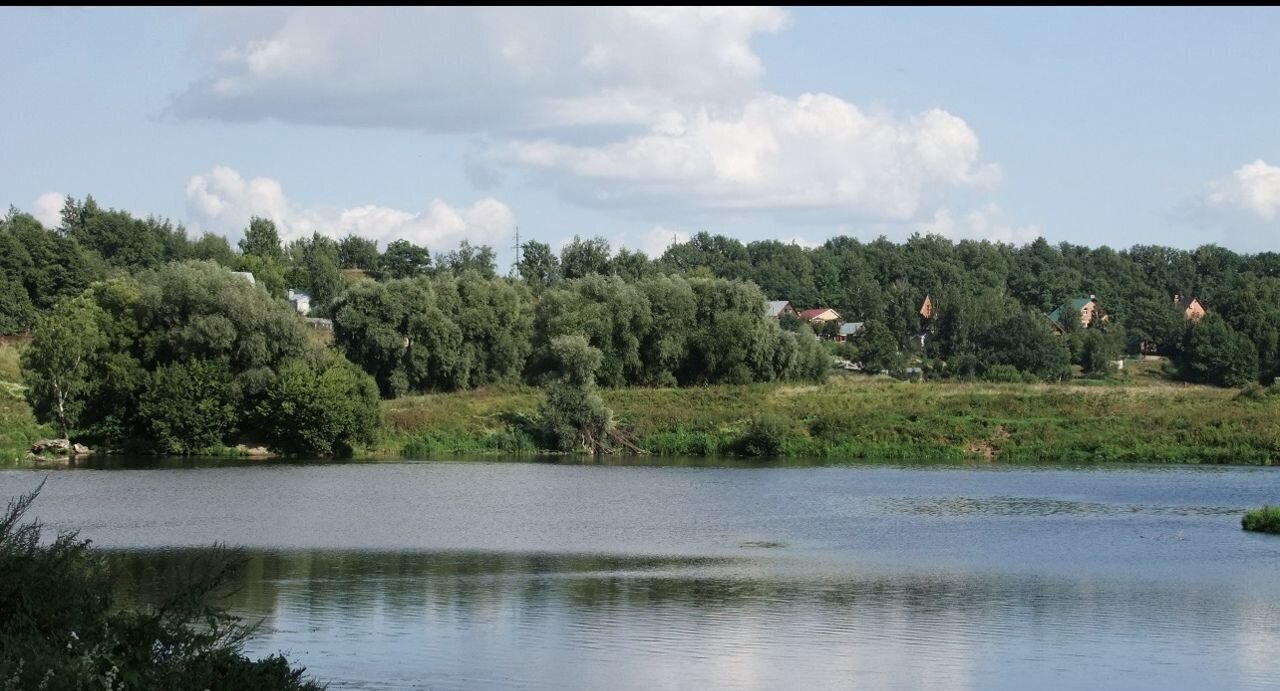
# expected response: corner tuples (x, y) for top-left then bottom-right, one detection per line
(1175, 296), (1203, 311)
(766, 300), (791, 317)
(1048, 297), (1096, 324)
(799, 308), (840, 321)
(838, 322), (865, 337)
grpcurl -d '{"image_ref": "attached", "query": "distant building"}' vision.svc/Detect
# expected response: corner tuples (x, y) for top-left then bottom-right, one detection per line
(766, 300), (799, 319)
(1174, 295), (1206, 323)
(305, 317), (333, 331)
(919, 295), (935, 320)
(799, 308), (841, 324)
(1049, 295), (1106, 333)
(231, 271), (256, 286)
(834, 322), (864, 343)
(286, 289), (312, 316)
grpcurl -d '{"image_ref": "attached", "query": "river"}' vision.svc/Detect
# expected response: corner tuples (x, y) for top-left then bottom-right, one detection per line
(3, 458), (1279, 690)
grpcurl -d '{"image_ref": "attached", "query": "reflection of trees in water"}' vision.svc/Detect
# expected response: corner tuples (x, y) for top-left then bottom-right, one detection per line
(106, 549), (1245, 632)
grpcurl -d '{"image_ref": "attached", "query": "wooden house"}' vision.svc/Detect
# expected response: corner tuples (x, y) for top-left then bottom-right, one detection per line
(1174, 295), (1206, 323)
(799, 308), (841, 324)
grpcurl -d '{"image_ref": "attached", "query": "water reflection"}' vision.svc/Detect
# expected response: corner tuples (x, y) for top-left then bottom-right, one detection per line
(107, 549), (1280, 691)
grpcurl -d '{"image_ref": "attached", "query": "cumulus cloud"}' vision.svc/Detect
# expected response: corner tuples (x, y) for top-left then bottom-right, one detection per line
(174, 8), (1005, 229)
(1202, 160), (1280, 222)
(184, 166), (515, 249)
(174, 7), (787, 133)
(32, 192), (66, 228)
(493, 93), (998, 221)
(914, 203), (1041, 244)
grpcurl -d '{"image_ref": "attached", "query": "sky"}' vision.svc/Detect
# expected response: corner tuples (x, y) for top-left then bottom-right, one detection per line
(2, 7), (1278, 267)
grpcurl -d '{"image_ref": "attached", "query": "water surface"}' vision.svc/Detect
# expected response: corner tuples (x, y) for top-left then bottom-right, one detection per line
(3, 459), (1279, 690)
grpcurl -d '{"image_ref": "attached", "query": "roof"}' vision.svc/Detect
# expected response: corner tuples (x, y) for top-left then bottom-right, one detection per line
(799, 308), (840, 321)
(230, 271), (256, 286)
(1048, 297), (1096, 324)
(287, 289), (312, 302)
(1175, 296), (1202, 310)
(838, 322), (865, 337)
(765, 300), (791, 317)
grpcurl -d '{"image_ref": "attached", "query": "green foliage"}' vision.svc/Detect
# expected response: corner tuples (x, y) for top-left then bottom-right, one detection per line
(732, 414), (792, 457)
(1242, 506), (1280, 534)
(286, 233), (341, 311)
(338, 234), (380, 270)
(1076, 328), (1123, 376)
(560, 236), (612, 279)
(237, 216), (283, 260)
(255, 355), (381, 456)
(138, 360), (237, 454)
(852, 320), (899, 372)
(0, 276), (35, 334)
(537, 335), (615, 452)
(1176, 314), (1259, 387)
(0, 483), (324, 690)
(437, 241), (496, 278)
(20, 261), (377, 455)
(191, 232), (237, 267)
(380, 239), (432, 279)
(517, 240), (559, 287)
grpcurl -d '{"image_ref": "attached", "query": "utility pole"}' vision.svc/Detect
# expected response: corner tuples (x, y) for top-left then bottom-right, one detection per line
(510, 226), (521, 278)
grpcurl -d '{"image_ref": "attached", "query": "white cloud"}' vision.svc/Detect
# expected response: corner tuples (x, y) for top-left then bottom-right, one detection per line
(184, 166), (514, 249)
(32, 192), (65, 229)
(1202, 160), (1280, 221)
(618, 225), (691, 257)
(914, 204), (1041, 244)
(175, 7), (787, 132)
(494, 93), (998, 221)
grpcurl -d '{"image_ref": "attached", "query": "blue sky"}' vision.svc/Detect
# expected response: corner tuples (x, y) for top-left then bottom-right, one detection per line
(2, 7), (1278, 264)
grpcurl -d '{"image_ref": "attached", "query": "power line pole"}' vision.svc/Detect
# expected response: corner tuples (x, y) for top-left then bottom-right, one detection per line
(510, 226), (522, 278)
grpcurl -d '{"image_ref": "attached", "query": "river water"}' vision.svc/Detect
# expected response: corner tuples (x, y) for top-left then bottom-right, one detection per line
(3, 459), (1279, 690)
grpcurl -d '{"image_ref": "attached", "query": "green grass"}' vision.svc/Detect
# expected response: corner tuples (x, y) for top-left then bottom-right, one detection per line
(380, 375), (1280, 464)
(0, 344), (54, 465)
(1242, 506), (1280, 534)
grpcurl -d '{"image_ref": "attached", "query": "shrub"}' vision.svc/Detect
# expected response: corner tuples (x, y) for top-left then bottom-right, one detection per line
(256, 355), (381, 456)
(539, 383), (614, 452)
(1242, 506), (1280, 534)
(138, 359), (237, 453)
(733, 414), (792, 457)
(0, 483), (324, 690)
(983, 364), (1026, 383)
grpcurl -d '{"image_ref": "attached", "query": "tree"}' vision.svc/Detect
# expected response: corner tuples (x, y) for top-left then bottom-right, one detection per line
(287, 233), (342, 311)
(538, 334), (615, 452)
(1175, 314), (1259, 387)
(192, 232), (237, 267)
(338, 234), (380, 270)
(380, 239), (432, 279)
(238, 217), (283, 260)
(138, 359), (237, 453)
(560, 236), (613, 279)
(254, 355), (381, 456)
(852, 320), (899, 373)
(437, 241), (496, 278)
(0, 275), (35, 334)
(517, 240), (559, 287)
(21, 299), (107, 438)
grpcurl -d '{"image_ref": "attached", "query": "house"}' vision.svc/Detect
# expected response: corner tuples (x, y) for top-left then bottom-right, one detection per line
(766, 300), (799, 319)
(834, 322), (864, 343)
(919, 295), (934, 320)
(799, 308), (841, 324)
(305, 317), (333, 331)
(286, 289), (312, 316)
(1174, 295), (1206, 322)
(1049, 295), (1106, 332)
(231, 271), (256, 286)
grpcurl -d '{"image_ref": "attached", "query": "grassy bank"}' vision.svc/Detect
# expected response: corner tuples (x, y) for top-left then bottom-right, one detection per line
(382, 374), (1280, 465)
(0, 344), (53, 464)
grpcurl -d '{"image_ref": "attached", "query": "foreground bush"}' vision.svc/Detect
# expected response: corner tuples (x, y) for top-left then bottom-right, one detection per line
(1242, 506), (1280, 534)
(0, 482), (324, 690)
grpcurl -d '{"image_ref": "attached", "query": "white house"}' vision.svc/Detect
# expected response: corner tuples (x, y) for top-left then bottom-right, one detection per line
(286, 289), (312, 316)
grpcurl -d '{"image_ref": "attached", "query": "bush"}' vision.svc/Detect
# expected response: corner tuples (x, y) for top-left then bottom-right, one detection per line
(138, 359), (237, 453)
(733, 414), (791, 457)
(983, 364), (1027, 383)
(256, 355), (381, 456)
(0, 482), (324, 690)
(539, 383), (613, 452)
(1242, 506), (1280, 534)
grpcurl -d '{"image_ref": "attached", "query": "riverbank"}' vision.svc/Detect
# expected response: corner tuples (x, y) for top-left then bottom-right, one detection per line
(381, 374), (1280, 465)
